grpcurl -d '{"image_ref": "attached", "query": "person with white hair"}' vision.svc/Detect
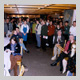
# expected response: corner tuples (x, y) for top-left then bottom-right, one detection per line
(69, 21), (76, 40)
(51, 34), (75, 73)
(51, 30), (65, 60)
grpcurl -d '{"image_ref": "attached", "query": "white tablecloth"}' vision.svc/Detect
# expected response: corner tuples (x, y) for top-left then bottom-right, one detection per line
(4, 37), (11, 76)
(4, 37), (10, 47)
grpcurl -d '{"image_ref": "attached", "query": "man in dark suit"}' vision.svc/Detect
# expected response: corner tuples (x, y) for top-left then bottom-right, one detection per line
(51, 30), (65, 60)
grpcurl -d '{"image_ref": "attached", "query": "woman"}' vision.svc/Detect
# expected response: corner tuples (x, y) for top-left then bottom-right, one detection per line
(35, 20), (42, 48)
(4, 37), (22, 76)
(51, 35), (75, 73)
(21, 21), (29, 46)
(54, 23), (62, 36)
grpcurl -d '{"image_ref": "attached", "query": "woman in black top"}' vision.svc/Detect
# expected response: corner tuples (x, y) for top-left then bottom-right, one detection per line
(4, 37), (21, 76)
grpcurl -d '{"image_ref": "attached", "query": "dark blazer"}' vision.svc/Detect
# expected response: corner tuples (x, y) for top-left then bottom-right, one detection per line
(54, 35), (65, 47)
(10, 34), (22, 42)
(4, 43), (20, 53)
(41, 25), (48, 36)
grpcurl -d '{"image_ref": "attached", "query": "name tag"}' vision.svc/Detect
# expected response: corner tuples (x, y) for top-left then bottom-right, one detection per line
(43, 36), (48, 39)
(16, 47), (18, 49)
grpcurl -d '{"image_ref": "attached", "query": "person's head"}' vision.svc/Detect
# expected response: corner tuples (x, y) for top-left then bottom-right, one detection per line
(47, 20), (49, 23)
(59, 21), (63, 26)
(18, 22), (21, 26)
(36, 20), (39, 24)
(57, 30), (62, 36)
(4, 19), (6, 23)
(10, 18), (14, 23)
(6, 18), (9, 23)
(24, 21), (27, 25)
(26, 18), (29, 22)
(40, 18), (42, 22)
(56, 23), (60, 29)
(10, 37), (17, 45)
(13, 30), (17, 35)
(19, 18), (22, 21)
(41, 20), (45, 25)
(73, 21), (76, 27)
(53, 18), (55, 21)
(69, 34), (74, 41)
(16, 27), (19, 33)
(65, 21), (69, 26)
(56, 18), (58, 21)
(49, 21), (53, 25)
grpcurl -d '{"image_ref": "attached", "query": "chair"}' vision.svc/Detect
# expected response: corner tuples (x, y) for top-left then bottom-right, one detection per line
(18, 65), (25, 76)
(54, 40), (66, 66)
(52, 40), (66, 57)
(17, 38), (23, 72)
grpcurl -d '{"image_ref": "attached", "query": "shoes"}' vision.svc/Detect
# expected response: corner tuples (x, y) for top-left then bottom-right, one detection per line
(36, 46), (41, 49)
(21, 56), (23, 58)
(25, 50), (30, 53)
(51, 56), (56, 60)
(8, 69), (11, 73)
(62, 69), (66, 74)
(50, 62), (57, 66)
(60, 68), (63, 72)
(60, 67), (63, 73)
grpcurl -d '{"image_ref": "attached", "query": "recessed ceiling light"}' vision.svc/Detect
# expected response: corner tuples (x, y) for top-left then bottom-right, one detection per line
(7, 4), (9, 6)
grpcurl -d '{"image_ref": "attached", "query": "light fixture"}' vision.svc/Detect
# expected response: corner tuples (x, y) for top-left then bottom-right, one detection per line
(6, 4), (9, 6)
(10, 7), (12, 9)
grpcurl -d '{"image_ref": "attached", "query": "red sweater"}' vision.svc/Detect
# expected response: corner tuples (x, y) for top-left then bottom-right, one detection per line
(48, 25), (55, 36)
(64, 40), (75, 52)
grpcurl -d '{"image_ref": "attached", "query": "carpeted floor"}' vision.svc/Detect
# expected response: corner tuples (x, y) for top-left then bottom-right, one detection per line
(11, 43), (66, 76)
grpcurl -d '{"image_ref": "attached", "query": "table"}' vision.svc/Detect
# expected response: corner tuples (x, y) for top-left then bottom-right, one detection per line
(4, 37), (11, 76)
(4, 37), (10, 47)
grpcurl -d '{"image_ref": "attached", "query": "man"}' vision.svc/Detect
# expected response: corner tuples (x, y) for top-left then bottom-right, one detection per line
(48, 21), (55, 48)
(46, 19), (50, 26)
(11, 30), (29, 54)
(26, 18), (31, 44)
(51, 30), (65, 60)
(35, 20), (42, 48)
(41, 20), (48, 51)
(63, 21), (70, 41)
(51, 34), (75, 72)
(4, 18), (13, 37)
(69, 21), (76, 40)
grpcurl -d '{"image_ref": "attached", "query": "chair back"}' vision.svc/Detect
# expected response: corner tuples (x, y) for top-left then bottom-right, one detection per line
(18, 65), (25, 76)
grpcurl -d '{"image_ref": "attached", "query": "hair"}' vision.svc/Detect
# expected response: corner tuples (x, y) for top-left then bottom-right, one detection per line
(73, 21), (76, 23)
(69, 34), (74, 37)
(36, 20), (39, 22)
(65, 21), (69, 23)
(10, 37), (18, 44)
(16, 27), (19, 29)
(59, 21), (63, 25)
(57, 22), (60, 25)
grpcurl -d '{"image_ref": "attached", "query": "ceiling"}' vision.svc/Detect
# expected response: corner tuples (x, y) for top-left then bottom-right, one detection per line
(4, 4), (76, 15)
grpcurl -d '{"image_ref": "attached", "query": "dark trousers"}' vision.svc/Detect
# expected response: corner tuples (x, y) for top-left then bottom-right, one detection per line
(63, 34), (69, 42)
(48, 35), (53, 48)
(41, 36), (47, 51)
(32, 33), (36, 43)
(27, 30), (32, 44)
(23, 41), (27, 47)
(56, 52), (68, 70)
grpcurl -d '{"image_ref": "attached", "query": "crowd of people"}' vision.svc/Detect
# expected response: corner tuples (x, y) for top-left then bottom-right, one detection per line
(4, 17), (76, 76)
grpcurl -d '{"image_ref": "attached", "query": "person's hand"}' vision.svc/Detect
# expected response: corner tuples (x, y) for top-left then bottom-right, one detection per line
(24, 33), (26, 35)
(63, 31), (65, 33)
(56, 44), (60, 47)
(5, 49), (10, 53)
(10, 51), (14, 53)
(64, 51), (68, 54)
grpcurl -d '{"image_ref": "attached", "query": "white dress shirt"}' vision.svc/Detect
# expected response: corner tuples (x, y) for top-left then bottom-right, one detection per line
(69, 26), (76, 36)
